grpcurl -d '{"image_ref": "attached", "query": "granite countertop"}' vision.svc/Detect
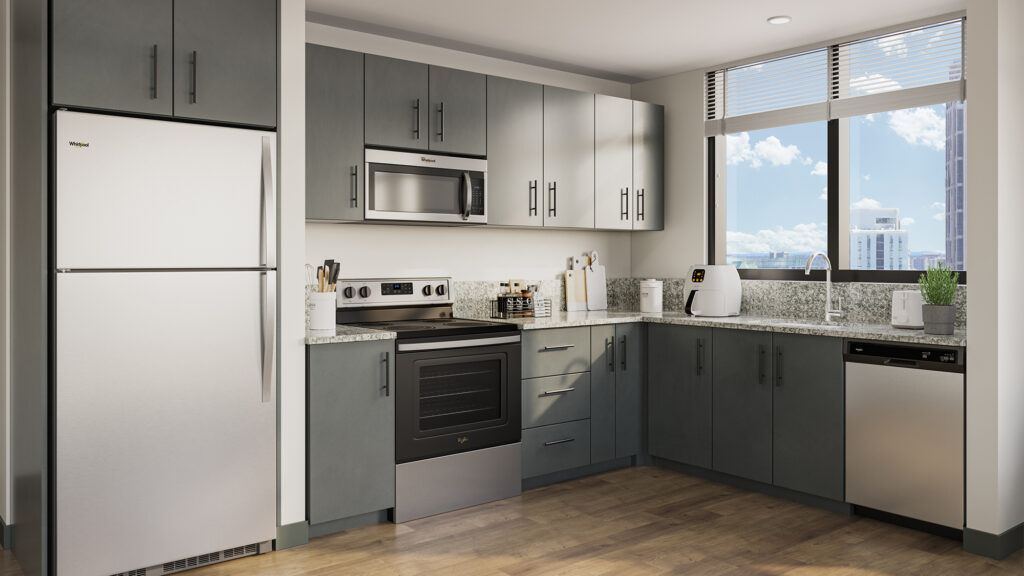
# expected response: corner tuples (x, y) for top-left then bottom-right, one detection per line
(305, 325), (397, 345)
(479, 310), (967, 347)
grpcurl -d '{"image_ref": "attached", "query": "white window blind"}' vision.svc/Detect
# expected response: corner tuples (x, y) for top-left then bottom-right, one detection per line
(705, 18), (965, 136)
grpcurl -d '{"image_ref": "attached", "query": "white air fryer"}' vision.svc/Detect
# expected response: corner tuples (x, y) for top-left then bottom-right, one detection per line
(684, 265), (741, 317)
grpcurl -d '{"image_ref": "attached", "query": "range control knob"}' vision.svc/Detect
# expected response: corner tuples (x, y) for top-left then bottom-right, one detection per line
(358, 286), (371, 298)
(422, 285), (433, 296)
(342, 286), (354, 299)
(435, 284), (446, 296)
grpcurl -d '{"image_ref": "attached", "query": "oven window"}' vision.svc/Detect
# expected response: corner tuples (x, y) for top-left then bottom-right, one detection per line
(418, 359), (503, 431)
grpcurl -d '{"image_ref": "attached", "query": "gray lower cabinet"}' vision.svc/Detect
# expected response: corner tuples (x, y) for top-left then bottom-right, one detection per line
(522, 372), (591, 429)
(543, 86), (595, 228)
(712, 329), (773, 484)
(306, 45), (364, 222)
(487, 77), (544, 226)
(365, 55), (429, 149)
(522, 420), (591, 478)
(633, 101), (665, 230)
(614, 323), (645, 458)
(772, 334), (844, 501)
(647, 324), (713, 468)
(590, 326), (617, 463)
(594, 95), (634, 230)
(521, 327), (591, 379)
(308, 341), (395, 525)
(173, 0), (278, 127)
(428, 66), (487, 156)
(52, 0), (173, 116)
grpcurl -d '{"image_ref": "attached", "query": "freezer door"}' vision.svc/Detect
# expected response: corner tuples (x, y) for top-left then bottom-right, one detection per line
(56, 272), (276, 576)
(56, 110), (276, 269)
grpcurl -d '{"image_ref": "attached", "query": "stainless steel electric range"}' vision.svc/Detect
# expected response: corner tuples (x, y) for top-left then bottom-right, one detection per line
(336, 277), (522, 522)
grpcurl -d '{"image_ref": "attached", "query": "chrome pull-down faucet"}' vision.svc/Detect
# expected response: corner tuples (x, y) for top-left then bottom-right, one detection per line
(804, 251), (843, 322)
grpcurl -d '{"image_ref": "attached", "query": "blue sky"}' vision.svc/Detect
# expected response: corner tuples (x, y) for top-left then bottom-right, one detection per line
(726, 105), (950, 257)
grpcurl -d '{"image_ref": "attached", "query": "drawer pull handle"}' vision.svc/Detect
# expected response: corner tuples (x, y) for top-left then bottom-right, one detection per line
(543, 437), (576, 447)
(542, 344), (575, 351)
(540, 387), (576, 396)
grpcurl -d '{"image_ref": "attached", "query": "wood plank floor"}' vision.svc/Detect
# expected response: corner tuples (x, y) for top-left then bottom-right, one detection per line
(4, 466), (1024, 575)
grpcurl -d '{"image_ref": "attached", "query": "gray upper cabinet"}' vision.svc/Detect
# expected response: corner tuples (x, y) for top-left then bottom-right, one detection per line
(306, 45), (364, 222)
(773, 334), (845, 501)
(364, 55), (429, 149)
(487, 77), (544, 226)
(648, 324), (713, 468)
(52, 0), (173, 116)
(173, 0), (278, 127)
(712, 329), (773, 484)
(594, 95), (634, 230)
(308, 340), (396, 525)
(543, 86), (595, 228)
(633, 101), (664, 231)
(428, 66), (487, 156)
(614, 323), (645, 458)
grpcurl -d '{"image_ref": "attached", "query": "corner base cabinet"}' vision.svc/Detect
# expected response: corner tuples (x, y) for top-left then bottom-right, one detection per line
(308, 341), (396, 525)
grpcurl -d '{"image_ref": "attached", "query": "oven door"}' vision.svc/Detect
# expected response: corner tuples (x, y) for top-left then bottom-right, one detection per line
(396, 336), (521, 463)
(364, 149), (486, 224)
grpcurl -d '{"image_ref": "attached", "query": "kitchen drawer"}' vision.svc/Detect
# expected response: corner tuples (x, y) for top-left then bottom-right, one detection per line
(522, 372), (590, 428)
(522, 419), (591, 478)
(522, 327), (591, 378)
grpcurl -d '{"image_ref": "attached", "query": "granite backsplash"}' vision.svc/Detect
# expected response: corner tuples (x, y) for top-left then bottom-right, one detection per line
(368, 277), (968, 330)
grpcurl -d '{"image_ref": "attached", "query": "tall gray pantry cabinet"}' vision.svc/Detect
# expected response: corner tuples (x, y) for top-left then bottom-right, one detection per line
(52, 0), (278, 127)
(308, 341), (396, 530)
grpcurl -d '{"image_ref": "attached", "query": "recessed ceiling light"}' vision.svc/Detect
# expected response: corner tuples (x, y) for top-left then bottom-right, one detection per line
(767, 15), (792, 25)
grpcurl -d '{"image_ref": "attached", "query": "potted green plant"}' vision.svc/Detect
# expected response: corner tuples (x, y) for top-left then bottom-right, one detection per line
(918, 263), (959, 335)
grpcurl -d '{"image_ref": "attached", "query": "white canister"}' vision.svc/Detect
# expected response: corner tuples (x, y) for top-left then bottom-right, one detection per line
(640, 279), (663, 313)
(309, 291), (338, 330)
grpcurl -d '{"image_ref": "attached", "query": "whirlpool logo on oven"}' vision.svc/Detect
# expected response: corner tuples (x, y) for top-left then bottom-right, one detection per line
(457, 436), (469, 445)
(68, 141), (90, 149)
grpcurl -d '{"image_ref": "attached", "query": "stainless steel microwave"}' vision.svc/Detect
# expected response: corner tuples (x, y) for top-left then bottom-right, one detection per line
(365, 149), (487, 224)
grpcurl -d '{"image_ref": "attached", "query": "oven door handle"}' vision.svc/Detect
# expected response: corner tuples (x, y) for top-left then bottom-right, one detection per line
(397, 334), (520, 352)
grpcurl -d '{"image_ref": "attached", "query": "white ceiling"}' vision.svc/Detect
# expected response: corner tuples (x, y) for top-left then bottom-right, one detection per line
(306, 0), (966, 83)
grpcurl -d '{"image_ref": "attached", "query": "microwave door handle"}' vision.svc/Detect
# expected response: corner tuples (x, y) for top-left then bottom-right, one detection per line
(461, 172), (471, 220)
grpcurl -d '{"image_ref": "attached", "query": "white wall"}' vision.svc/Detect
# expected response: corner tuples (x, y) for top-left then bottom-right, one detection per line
(629, 70), (706, 278)
(965, 0), (1024, 537)
(304, 22), (633, 283)
(0, 0), (9, 526)
(278, 0), (306, 528)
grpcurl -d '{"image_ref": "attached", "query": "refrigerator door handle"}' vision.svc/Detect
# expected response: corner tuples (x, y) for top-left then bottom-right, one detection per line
(260, 136), (276, 268)
(260, 271), (276, 403)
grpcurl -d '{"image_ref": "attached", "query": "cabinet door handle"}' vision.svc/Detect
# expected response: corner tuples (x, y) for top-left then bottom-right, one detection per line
(542, 344), (574, 351)
(696, 338), (705, 376)
(540, 387), (576, 396)
(437, 102), (445, 142)
(620, 335), (628, 371)
(608, 337), (615, 372)
(759, 344), (767, 385)
(544, 437), (575, 447)
(350, 166), (358, 208)
(637, 188), (646, 221)
(620, 188), (628, 220)
(413, 98), (421, 139)
(775, 346), (783, 387)
(547, 182), (557, 217)
(151, 44), (158, 99)
(382, 351), (391, 396)
(529, 180), (537, 216)
(190, 50), (198, 104)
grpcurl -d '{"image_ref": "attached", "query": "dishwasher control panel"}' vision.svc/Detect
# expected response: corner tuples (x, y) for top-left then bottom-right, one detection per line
(845, 340), (964, 371)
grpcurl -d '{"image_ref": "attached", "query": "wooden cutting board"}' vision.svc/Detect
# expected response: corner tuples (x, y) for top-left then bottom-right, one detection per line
(565, 270), (587, 311)
(585, 262), (607, 311)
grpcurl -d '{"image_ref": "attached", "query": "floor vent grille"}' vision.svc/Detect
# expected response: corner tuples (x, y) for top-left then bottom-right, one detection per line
(108, 541), (267, 576)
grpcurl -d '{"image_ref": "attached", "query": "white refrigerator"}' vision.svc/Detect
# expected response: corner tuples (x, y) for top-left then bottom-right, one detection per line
(54, 111), (277, 576)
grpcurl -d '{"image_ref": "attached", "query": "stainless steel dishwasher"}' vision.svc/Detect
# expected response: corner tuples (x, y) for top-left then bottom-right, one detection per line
(845, 340), (965, 529)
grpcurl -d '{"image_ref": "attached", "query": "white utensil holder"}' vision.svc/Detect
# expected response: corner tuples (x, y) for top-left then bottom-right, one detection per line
(309, 291), (337, 330)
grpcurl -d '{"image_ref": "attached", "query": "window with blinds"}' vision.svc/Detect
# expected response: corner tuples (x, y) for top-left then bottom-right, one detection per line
(706, 18), (965, 135)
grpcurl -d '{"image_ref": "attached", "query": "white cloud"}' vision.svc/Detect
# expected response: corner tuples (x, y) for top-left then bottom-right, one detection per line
(850, 74), (902, 95)
(863, 174), (871, 181)
(888, 107), (944, 150)
(931, 202), (946, 222)
(726, 132), (803, 168)
(933, 213), (945, 221)
(864, 114), (876, 123)
(852, 197), (882, 210)
(810, 161), (828, 176)
(802, 157), (814, 165)
(901, 217), (916, 226)
(877, 33), (908, 57)
(727, 222), (827, 254)
(932, 202), (946, 210)
(819, 187), (828, 200)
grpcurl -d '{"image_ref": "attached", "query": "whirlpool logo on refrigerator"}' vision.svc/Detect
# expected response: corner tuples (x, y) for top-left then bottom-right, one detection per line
(68, 141), (90, 149)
